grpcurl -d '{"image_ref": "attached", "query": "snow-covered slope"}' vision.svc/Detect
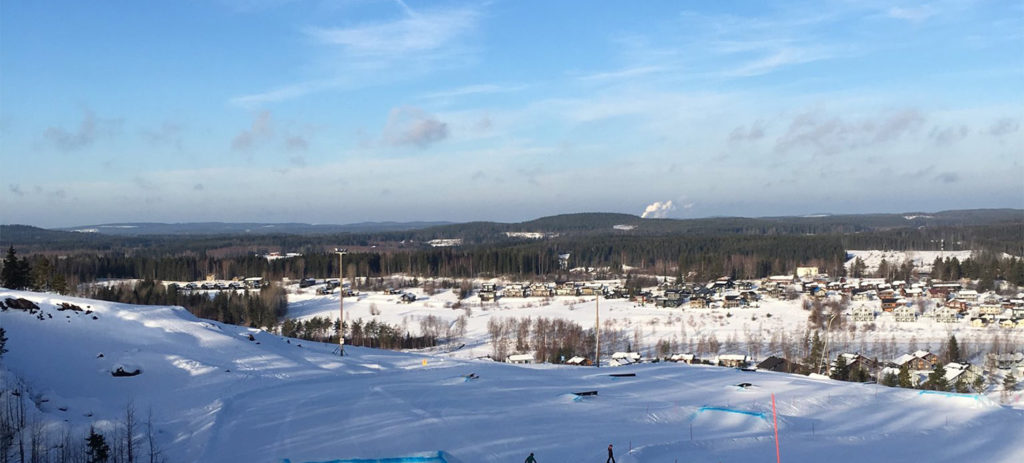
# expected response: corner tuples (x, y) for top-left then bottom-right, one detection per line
(2, 289), (1023, 462)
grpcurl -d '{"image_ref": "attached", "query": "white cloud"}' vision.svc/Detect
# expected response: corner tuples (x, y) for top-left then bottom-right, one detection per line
(887, 6), (937, 23)
(232, 111), (274, 151)
(382, 106), (448, 148)
(306, 7), (478, 57)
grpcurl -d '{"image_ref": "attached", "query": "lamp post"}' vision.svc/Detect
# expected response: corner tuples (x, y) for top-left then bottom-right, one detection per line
(819, 313), (838, 375)
(595, 293), (600, 368)
(335, 248), (348, 356)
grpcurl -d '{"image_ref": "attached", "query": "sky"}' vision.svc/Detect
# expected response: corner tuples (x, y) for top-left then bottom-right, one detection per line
(1, 0), (1022, 228)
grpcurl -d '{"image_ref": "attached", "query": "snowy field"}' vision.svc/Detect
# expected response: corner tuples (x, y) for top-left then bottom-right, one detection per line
(2, 288), (1023, 462)
(845, 250), (989, 274)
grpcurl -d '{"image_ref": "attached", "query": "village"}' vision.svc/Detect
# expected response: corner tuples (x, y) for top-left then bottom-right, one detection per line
(474, 266), (1024, 393)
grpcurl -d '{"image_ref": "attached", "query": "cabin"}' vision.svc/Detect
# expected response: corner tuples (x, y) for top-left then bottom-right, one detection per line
(400, 292), (417, 304)
(565, 356), (592, 366)
(757, 356), (802, 373)
(505, 354), (532, 364)
(943, 362), (983, 386)
(835, 353), (876, 373)
(893, 350), (939, 371)
(668, 353), (696, 364)
(716, 354), (749, 368)
(611, 352), (642, 366)
(852, 305), (876, 322)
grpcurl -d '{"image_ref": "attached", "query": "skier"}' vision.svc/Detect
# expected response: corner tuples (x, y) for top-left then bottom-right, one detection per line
(606, 443), (615, 463)
(524, 452), (537, 463)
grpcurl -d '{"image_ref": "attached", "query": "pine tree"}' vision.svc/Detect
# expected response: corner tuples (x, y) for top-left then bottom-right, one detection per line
(0, 327), (7, 359)
(946, 335), (961, 363)
(831, 355), (849, 381)
(1, 246), (32, 290)
(928, 363), (948, 391)
(882, 371), (898, 387)
(1005, 373), (1018, 392)
(86, 427), (110, 463)
(898, 364), (914, 388)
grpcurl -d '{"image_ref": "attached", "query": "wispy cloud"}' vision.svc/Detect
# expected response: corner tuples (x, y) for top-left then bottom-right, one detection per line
(43, 108), (122, 151)
(989, 117), (1020, 137)
(232, 5), (481, 107)
(577, 65), (667, 82)
(232, 110), (274, 151)
(382, 106), (448, 148)
(776, 108), (926, 155)
(729, 120), (767, 142)
(727, 46), (833, 77)
(421, 83), (527, 100)
(887, 6), (937, 23)
(141, 121), (184, 150)
(305, 7), (478, 57)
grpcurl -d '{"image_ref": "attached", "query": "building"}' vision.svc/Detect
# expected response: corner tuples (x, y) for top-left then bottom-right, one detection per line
(893, 306), (917, 323)
(852, 305), (876, 322)
(716, 354), (749, 368)
(506, 354), (534, 364)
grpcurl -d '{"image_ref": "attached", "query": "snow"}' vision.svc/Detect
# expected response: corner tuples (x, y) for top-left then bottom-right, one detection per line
(844, 249), (1015, 274)
(2, 288), (1024, 462)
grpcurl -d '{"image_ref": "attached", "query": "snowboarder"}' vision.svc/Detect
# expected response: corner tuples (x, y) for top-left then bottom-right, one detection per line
(606, 443), (615, 463)
(524, 452), (537, 463)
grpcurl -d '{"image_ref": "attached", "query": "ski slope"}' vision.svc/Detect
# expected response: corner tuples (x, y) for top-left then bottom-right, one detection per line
(2, 288), (1023, 462)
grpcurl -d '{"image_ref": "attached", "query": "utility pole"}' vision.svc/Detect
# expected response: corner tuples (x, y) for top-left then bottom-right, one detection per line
(819, 313), (838, 375)
(335, 248), (348, 356)
(595, 294), (600, 368)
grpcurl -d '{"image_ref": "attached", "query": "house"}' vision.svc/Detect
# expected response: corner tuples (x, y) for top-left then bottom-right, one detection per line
(502, 284), (530, 298)
(893, 350), (939, 371)
(565, 356), (592, 366)
(716, 354), (749, 368)
(669, 353), (696, 364)
(722, 292), (743, 309)
(852, 305), (876, 322)
(688, 297), (709, 309)
(506, 354), (534, 364)
(244, 277), (264, 289)
(893, 306), (917, 323)
(932, 307), (959, 323)
(611, 352), (642, 365)
(530, 283), (554, 298)
(945, 300), (968, 313)
(835, 353), (876, 373)
(554, 283), (578, 296)
(970, 317), (990, 328)
(880, 297), (903, 312)
(955, 290), (979, 303)
(943, 362), (984, 386)
(400, 292), (417, 304)
(478, 282), (498, 301)
(978, 302), (1003, 316)
(796, 267), (819, 279)
(757, 356), (802, 373)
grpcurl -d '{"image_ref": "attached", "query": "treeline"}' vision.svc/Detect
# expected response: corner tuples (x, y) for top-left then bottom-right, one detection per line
(279, 317), (440, 350)
(86, 280), (287, 329)
(6, 233), (1024, 293)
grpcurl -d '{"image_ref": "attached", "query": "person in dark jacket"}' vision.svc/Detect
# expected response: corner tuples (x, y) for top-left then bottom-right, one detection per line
(606, 443), (615, 463)
(524, 452), (537, 463)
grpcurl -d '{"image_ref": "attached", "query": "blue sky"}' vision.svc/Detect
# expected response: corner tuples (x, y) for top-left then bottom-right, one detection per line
(2, 0), (1022, 227)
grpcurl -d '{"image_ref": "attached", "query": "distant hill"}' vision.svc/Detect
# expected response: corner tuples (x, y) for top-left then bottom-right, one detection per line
(54, 221), (453, 236)
(2, 209), (1020, 253)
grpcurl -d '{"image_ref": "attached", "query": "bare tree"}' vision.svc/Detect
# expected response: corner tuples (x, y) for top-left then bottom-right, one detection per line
(123, 401), (138, 463)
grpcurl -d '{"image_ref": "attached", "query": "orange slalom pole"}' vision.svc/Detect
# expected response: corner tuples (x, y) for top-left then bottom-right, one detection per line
(772, 393), (781, 463)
